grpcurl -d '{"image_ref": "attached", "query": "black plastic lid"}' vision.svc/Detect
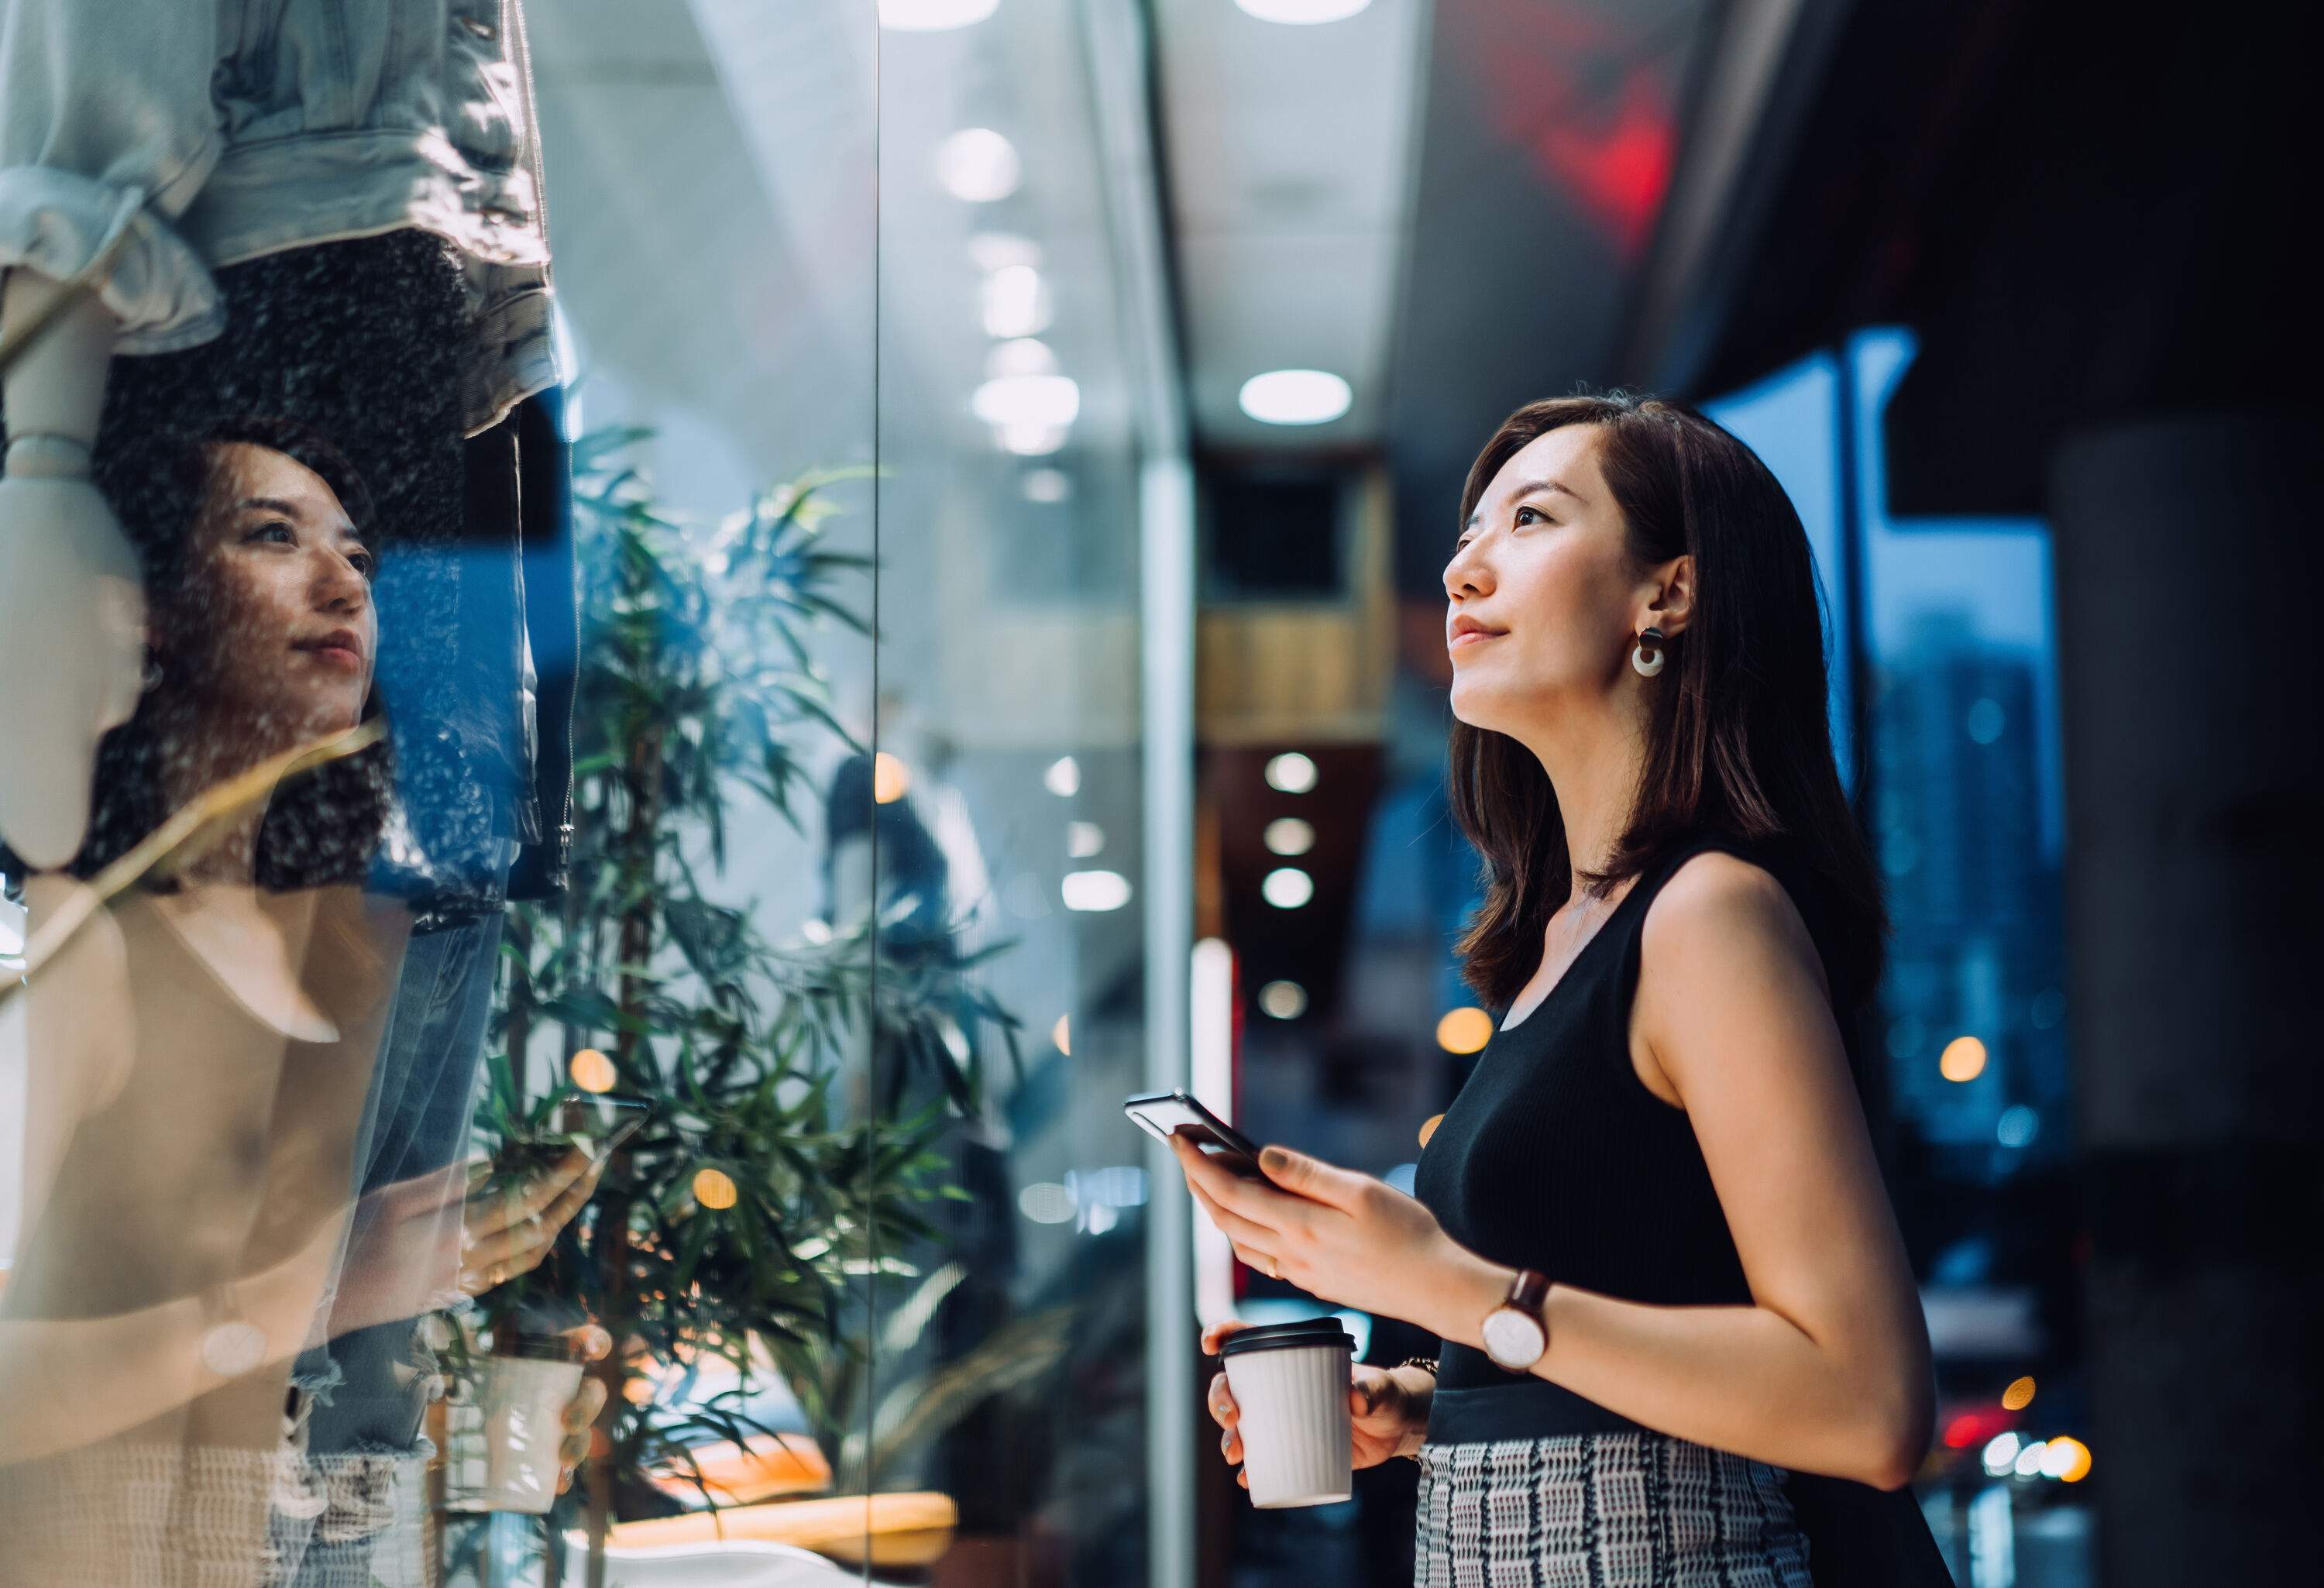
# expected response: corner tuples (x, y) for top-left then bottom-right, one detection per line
(1215, 1318), (1355, 1358)
(493, 1328), (584, 1362)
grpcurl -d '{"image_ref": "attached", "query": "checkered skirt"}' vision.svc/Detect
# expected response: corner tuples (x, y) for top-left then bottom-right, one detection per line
(1414, 1432), (1813, 1588)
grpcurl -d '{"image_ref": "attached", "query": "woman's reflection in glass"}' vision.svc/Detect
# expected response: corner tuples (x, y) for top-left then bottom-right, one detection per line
(0, 420), (408, 1586)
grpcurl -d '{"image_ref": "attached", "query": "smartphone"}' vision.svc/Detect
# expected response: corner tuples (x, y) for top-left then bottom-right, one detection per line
(569, 1095), (650, 1153)
(1124, 1089), (1269, 1180)
(500, 1096), (649, 1177)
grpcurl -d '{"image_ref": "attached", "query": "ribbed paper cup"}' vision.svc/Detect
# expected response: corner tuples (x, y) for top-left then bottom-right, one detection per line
(476, 1353), (583, 1514)
(1220, 1318), (1355, 1508)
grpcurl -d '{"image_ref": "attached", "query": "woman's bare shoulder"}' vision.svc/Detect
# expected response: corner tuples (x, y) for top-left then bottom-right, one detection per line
(1638, 848), (1826, 995)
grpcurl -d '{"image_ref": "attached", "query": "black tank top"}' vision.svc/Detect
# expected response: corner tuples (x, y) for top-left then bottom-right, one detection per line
(1411, 832), (1958, 1588)
(1413, 829), (1847, 1413)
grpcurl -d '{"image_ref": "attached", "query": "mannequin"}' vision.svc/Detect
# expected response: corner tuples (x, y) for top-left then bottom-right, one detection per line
(0, 271), (146, 868)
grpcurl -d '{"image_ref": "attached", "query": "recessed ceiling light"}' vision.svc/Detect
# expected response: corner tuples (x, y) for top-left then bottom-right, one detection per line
(972, 373), (1079, 429)
(1063, 869), (1133, 912)
(882, 0), (999, 31)
(1264, 751), (1318, 793)
(1263, 816), (1315, 855)
(1261, 868), (1315, 909)
(982, 263), (1051, 338)
(938, 128), (1020, 202)
(1235, 0), (1372, 25)
(1239, 368), (1351, 425)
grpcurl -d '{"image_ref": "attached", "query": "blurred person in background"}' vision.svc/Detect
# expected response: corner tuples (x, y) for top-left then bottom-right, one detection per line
(1175, 394), (1951, 1586)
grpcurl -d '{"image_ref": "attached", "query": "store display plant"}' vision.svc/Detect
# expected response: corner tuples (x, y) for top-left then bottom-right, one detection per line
(443, 428), (1023, 1587)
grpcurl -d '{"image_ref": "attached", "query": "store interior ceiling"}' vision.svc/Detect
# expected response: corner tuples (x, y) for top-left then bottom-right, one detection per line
(1150, 0), (1430, 455)
(537, 0), (1770, 569)
(1150, 0), (1725, 580)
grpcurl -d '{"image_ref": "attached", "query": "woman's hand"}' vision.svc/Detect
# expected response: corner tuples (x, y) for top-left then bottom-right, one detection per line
(1202, 1320), (1430, 1485)
(459, 1144), (605, 1296)
(555, 1324), (614, 1495)
(1167, 1132), (1477, 1338)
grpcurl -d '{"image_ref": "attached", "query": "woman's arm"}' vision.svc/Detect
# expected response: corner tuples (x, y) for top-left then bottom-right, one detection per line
(0, 1199), (346, 1461)
(1171, 854), (1934, 1491)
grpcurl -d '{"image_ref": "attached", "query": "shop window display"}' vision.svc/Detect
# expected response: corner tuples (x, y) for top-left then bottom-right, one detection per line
(2, 3), (1152, 1585)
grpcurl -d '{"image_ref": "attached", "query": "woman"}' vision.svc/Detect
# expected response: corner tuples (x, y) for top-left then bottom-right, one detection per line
(1172, 394), (1951, 1586)
(0, 422), (597, 1587)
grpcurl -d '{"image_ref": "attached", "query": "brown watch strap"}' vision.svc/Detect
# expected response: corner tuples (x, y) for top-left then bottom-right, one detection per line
(1507, 1269), (1550, 1319)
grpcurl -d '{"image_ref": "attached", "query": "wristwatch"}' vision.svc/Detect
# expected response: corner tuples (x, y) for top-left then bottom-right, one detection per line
(198, 1280), (269, 1378)
(1480, 1268), (1552, 1373)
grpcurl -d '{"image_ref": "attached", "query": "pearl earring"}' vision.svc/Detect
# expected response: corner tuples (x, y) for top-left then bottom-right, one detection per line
(1631, 626), (1666, 678)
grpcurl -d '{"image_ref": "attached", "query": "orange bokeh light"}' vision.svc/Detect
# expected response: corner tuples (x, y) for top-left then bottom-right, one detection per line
(1939, 1035), (1988, 1083)
(693, 1167), (739, 1210)
(1436, 1008), (1493, 1055)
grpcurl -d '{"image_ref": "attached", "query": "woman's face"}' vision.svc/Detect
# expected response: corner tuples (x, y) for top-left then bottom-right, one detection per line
(162, 442), (377, 743)
(1442, 424), (1650, 736)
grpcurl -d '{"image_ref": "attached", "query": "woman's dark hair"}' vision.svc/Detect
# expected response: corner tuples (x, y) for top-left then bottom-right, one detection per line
(1448, 392), (1885, 1014)
(37, 418), (394, 891)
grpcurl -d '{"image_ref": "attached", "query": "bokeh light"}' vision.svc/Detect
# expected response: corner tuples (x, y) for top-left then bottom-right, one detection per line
(1235, 0), (1372, 22)
(1260, 867), (1314, 908)
(880, 0), (999, 28)
(1263, 816), (1315, 855)
(693, 1167), (739, 1210)
(1019, 1182), (1077, 1225)
(1982, 1432), (2021, 1476)
(1062, 869), (1133, 911)
(1939, 1034), (1988, 1082)
(1237, 368), (1353, 424)
(872, 751), (911, 803)
(1263, 751), (1318, 792)
(1436, 1007), (1493, 1054)
(2002, 1375), (2037, 1411)
(1258, 980), (1308, 1019)
(937, 127), (1021, 202)
(2044, 1435), (2092, 1482)
(570, 1048), (617, 1093)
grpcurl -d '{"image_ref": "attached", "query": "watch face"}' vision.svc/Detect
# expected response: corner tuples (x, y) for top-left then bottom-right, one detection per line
(1481, 1307), (1546, 1370)
(200, 1320), (269, 1377)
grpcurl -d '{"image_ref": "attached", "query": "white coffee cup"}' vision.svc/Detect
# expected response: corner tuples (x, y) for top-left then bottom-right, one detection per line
(1219, 1318), (1355, 1508)
(474, 1353), (584, 1514)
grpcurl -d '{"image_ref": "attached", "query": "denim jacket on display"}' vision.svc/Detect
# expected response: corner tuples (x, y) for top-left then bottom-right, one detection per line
(0, 0), (557, 434)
